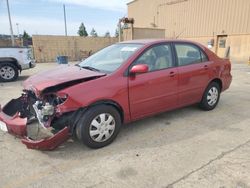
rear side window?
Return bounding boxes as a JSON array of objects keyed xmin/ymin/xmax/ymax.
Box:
[{"xmin": 174, "ymin": 43, "xmax": 208, "ymax": 66}]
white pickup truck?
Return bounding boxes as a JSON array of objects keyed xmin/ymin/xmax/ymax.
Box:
[{"xmin": 0, "ymin": 47, "xmax": 36, "ymax": 82}]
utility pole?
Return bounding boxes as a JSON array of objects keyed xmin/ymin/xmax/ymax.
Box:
[
  {"xmin": 63, "ymin": 4, "xmax": 67, "ymax": 36},
  {"xmin": 16, "ymin": 23, "xmax": 19, "ymax": 37},
  {"xmin": 6, "ymin": 0, "xmax": 15, "ymax": 46}
]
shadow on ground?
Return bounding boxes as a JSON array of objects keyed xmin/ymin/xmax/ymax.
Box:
[{"xmin": 42, "ymin": 91, "xmax": 249, "ymax": 161}]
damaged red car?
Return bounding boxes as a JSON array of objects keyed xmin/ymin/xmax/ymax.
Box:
[{"xmin": 0, "ymin": 39, "xmax": 232, "ymax": 150}]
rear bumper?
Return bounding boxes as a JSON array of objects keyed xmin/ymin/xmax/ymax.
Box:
[
  {"xmin": 0, "ymin": 104, "xmax": 70, "ymax": 150},
  {"xmin": 20, "ymin": 60, "xmax": 36, "ymax": 70},
  {"xmin": 29, "ymin": 60, "xmax": 36, "ymax": 68},
  {"xmin": 222, "ymin": 74, "xmax": 232, "ymax": 92}
]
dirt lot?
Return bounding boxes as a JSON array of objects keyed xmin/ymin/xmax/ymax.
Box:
[{"xmin": 0, "ymin": 62, "xmax": 250, "ymax": 188}]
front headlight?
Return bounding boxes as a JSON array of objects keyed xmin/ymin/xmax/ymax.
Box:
[{"xmin": 55, "ymin": 92, "xmax": 68, "ymax": 105}]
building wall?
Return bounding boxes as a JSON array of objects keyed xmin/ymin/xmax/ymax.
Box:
[
  {"xmin": 123, "ymin": 27, "xmax": 165, "ymax": 41},
  {"xmin": 128, "ymin": 0, "xmax": 250, "ymax": 62},
  {"xmin": 128, "ymin": 0, "xmax": 250, "ymax": 38},
  {"xmin": 32, "ymin": 35, "xmax": 118, "ymax": 63},
  {"xmin": 0, "ymin": 39, "xmax": 23, "ymax": 47}
]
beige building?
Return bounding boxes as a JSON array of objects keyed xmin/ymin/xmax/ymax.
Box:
[{"xmin": 127, "ymin": 0, "xmax": 250, "ymax": 62}]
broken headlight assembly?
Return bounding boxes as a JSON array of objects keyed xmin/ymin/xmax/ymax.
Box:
[
  {"xmin": 0, "ymin": 90, "xmax": 72, "ymax": 150},
  {"xmin": 31, "ymin": 92, "xmax": 69, "ymax": 127},
  {"xmin": 45, "ymin": 92, "xmax": 68, "ymax": 106},
  {"xmin": 55, "ymin": 92, "xmax": 68, "ymax": 105}
]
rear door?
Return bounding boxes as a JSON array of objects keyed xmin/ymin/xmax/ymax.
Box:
[
  {"xmin": 128, "ymin": 43, "xmax": 178, "ymax": 120},
  {"xmin": 174, "ymin": 43, "xmax": 212, "ymax": 106}
]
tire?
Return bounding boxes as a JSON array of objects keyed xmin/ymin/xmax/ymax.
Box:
[
  {"xmin": 76, "ymin": 105, "xmax": 121, "ymax": 149},
  {"xmin": 0, "ymin": 62, "xmax": 19, "ymax": 82},
  {"xmin": 199, "ymin": 82, "xmax": 221, "ymax": 111}
]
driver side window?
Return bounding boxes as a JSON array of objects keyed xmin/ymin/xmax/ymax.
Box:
[{"xmin": 134, "ymin": 44, "xmax": 174, "ymax": 72}]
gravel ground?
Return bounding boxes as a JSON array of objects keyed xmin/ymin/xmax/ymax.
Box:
[{"xmin": 0, "ymin": 62, "xmax": 250, "ymax": 188}]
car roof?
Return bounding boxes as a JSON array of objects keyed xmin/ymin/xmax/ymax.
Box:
[{"xmin": 120, "ymin": 39, "xmax": 206, "ymax": 49}]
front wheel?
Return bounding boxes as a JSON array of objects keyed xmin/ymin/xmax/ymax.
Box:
[
  {"xmin": 0, "ymin": 62, "xmax": 19, "ymax": 82},
  {"xmin": 76, "ymin": 105, "xmax": 121, "ymax": 149},
  {"xmin": 199, "ymin": 82, "xmax": 221, "ymax": 111}
]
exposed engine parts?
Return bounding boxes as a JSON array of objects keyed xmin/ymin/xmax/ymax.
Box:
[
  {"xmin": 1, "ymin": 89, "xmax": 71, "ymax": 140},
  {"xmin": 33, "ymin": 101, "xmax": 55, "ymax": 128}
]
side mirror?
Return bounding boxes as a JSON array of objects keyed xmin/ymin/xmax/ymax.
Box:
[{"xmin": 130, "ymin": 64, "xmax": 149, "ymax": 75}]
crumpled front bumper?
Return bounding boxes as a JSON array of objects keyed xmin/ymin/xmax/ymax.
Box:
[
  {"xmin": 22, "ymin": 127, "xmax": 70, "ymax": 150},
  {"xmin": 0, "ymin": 104, "xmax": 70, "ymax": 151},
  {"xmin": 0, "ymin": 111, "xmax": 27, "ymax": 136}
]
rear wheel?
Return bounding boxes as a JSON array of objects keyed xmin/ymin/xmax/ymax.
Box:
[
  {"xmin": 76, "ymin": 105, "xmax": 121, "ymax": 149},
  {"xmin": 0, "ymin": 62, "xmax": 19, "ymax": 82},
  {"xmin": 199, "ymin": 82, "xmax": 221, "ymax": 111}
]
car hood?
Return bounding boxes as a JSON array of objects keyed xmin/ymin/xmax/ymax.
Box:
[{"xmin": 23, "ymin": 65, "xmax": 106, "ymax": 94}]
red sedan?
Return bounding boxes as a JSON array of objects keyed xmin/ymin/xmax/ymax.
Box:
[{"xmin": 0, "ymin": 39, "xmax": 232, "ymax": 150}]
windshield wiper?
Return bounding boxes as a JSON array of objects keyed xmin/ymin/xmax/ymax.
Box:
[{"xmin": 81, "ymin": 66, "xmax": 100, "ymax": 72}]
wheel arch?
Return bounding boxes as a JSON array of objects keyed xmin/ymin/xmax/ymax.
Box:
[
  {"xmin": 0, "ymin": 57, "xmax": 21, "ymax": 70},
  {"xmin": 201, "ymin": 78, "xmax": 223, "ymax": 101},
  {"xmin": 209, "ymin": 78, "xmax": 222, "ymax": 91},
  {"xmin": 89, "ymin": 99, "xmax": 124, "ymax": 123}
]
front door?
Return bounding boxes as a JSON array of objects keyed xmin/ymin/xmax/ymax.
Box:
[{"xmin": 128, "ymin": 43, "xmax": 178, "ymax": 120}]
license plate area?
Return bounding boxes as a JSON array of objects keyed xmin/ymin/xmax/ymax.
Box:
[{"xmin": 0, "ymin": 121, "xmax": 8, "ymax": 132}]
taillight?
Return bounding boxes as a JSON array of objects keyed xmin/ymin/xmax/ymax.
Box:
[{"xmin": 226, "ymin": 60, "xmax": 231, "ymax": 72}]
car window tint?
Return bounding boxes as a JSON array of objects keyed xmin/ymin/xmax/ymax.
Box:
[
  {"xmin": 134, "ymin": 44, "xmax": 174, "ymax": 72},
  {"xmin": 175, "ymin": 44, "xmax": 207, "ymax": 66}
]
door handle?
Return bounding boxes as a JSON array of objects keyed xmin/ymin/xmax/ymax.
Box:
[
  {"xmin": 204, "ymin": 65, "xmax": 208, "ymax": 70},
  {"xmin": 169, "ymin": 71, "xmax": 175, "ymax": 77}
]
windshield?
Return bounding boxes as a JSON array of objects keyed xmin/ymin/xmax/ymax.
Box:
[{"xmin": 78, "ymin": 43, "xmax": 143, "ymax": 73}]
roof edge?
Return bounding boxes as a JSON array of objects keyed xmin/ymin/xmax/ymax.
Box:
[{"xmin": 127, "ymin": 0, "xmax": 138, "ymax": 6}]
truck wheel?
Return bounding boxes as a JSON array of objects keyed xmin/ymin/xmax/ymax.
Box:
[
  {"xmin": 0, "ymin": 62, "xmax": 19, "ymax": 82},
  {"xmin": 199, "ymin": 82, "xmax": 221, "ymax": 111},
  {"xmin": 76, "ymin": 105, "xmax": 121, "ymax": 149}
]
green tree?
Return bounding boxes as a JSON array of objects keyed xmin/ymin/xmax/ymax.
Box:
[
  {"xmin": 78, "ymin": 22, "xmax": 88, "ymax": 37},
  {"xmin": 90, "ymin": 28, "xmax": 98, "ymax": 37},
  {"xmin": 22, "ymin": 30, "xmax": 31, "ymax": 40},
  {"xmin": 104, "ymin": 31, "xmax": 111, "ymax": 37}
]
